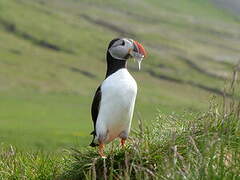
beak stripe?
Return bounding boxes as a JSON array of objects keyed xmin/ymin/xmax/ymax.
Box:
[{"xmin": 134, "ymin": 41, "xmax": 147, "ymax": 57}]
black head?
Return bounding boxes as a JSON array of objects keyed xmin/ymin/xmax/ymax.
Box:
[
  {"xmin": 107, "ymin": 38, "xmax": 134, "ymax": 61},
  {"xmin": 107, "ymin": 38, "xmax": 121, "ymax": 50}
]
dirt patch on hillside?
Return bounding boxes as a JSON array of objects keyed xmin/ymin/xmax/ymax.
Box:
[
  {"xmin": 0, "ymin": 18, "xmax": 73, "ymax": 53},
  {"xmin": 146, "ymin": 69, "xmax": 238, "ymax": 99},
  {"xmin": 80, "ymin": 14, "xmax": 135, "ymax": 38}
]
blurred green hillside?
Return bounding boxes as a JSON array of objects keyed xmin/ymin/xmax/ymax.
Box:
[{"xmin": 0, "ymin": 0, "xmax": 239, "ymax": 151}]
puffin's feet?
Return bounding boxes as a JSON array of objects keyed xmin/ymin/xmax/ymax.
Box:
[
  {"xmin": 99, "ymin": 143, "xmax": 106, "ymax": 158},
  {"xmin": 120, "ymin": 138, "xmax": 126, "ymax": 148}
]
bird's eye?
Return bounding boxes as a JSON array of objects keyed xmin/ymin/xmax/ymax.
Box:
[{"xmin": 121, "ymin": 40, "xmax": 125, "ymax": 46}]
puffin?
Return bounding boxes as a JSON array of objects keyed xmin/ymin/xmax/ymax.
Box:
[{"xmin": 90, "ymin": 38, "xmax": 146, "ymax": 157}]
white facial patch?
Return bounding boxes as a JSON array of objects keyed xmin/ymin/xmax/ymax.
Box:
[{"xmin": 108, "ymin": 39, "xmax": 133, "ymax": 60}]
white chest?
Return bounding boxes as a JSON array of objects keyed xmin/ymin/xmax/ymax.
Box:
[
  {"xmin": 96, "ymin": 69, "xmax": 138, "ymax": 142},
  {"xmin": 101, "ymin": 69, "xmax": 137, "ymax": 102}
]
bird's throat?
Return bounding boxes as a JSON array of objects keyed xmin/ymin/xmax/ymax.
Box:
[{"xmin": 105, "ymin": 53, "xmax": 127, "ymax": 78}]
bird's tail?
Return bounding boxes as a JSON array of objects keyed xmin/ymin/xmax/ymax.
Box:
[
  {"xmin": 89, "ymin": 142, "xmax": 98, "ymax": 147},
  {"xmin": 89, "ymin": 131, "xmax": 99, "ymax": 147}
]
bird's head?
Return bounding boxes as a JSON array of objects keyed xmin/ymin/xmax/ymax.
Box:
[{"xmin": 107, "ymin": 38, "xmax": 147, "ymax": 70}]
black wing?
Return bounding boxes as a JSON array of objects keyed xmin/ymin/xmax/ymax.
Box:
[{"xmin": 90, "ymin": 86, "xmax": 101, "ymax": 147}]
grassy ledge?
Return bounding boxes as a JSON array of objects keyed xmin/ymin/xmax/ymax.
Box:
[
  {"xmin": 1, "ymin": 100, "xmax": 240, "ymax": 180},
  {"xmin": 61, "ymin": 97, "xmax": 240, "ymax": 180}
]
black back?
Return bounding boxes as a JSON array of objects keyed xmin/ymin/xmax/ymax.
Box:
[{"xmin": 90, "ymin": 86, "xmax": 101, "ymax": 147}]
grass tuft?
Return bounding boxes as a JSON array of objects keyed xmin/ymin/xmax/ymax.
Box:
[
  {"xmin": 0, "ymin": 145, "xmax": 63, "ymax": 180},
  {"xmin": 61, "ymin": 88, "xmax": 240, "ymax": 179}
]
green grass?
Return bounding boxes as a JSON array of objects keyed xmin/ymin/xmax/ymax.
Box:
[
  {"xmin": 0, "ymin": 91, "xmax": 91, "ymax": 151},
  {"xmin": 0, "ymin": 0, "xmax": 240, "ymax": 151},
  {"xmin": 1, "ymin": 0, "xmax": 240, "ymax": 178},
  {"xmin": 60, "ymin": 85, "xmax": 240, "ymax": 180},
  {"xmin": 1, "ymin": 85, "xmax": 239, "ymax": 179},
  {"xmin": 0, "ymin": 145, "xmax": 63, "ymax": 180}
]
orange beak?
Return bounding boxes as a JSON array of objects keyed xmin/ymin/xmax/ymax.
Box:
[
  {"xmin": 133, "ymin": 41, "xmax": 147, "ymax": 57},
  {"xmin": 131, "ymin": 40, "xmax": 146, "ymax": 70}
]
